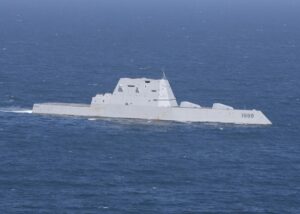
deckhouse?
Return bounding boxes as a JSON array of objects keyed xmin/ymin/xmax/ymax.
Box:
[{"xmin": 91, "ymin": 75, "xmax": 178, "ymax": 107}]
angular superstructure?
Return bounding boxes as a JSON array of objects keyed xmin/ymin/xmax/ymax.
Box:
[
  {"xmin": 91, "ymin": 77, "xmax": 178, "ymax": 108},
  {"xmin": 32, "ymin": 76, "xmax": 272, "ymax": 125}
]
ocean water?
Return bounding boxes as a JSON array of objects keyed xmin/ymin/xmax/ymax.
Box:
[{"xmin": 0, "ymin": 0, "xmax": 300, "ymax": 213}]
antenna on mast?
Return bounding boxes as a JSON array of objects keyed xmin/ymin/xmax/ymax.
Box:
[{"xmin": 161, "ymin": 67, "xmax": 167, "ymax": 80}]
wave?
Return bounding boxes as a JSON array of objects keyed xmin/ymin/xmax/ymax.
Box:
[{"xmin": 0, "ymin": 107, "xmax": 32, "ymax": 114}]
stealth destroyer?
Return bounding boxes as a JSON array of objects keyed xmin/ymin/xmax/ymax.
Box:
[{"xmin": 32, "ymin": 75, "xmax": 272, "ymax": 125}]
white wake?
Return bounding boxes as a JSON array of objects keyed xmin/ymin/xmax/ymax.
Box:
[{"xmin": 0, "ymin": 107, "xmax": 32, "ymax": 114}]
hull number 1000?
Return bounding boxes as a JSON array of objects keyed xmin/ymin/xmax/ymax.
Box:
[{"xmin": 242, "ymin": 113, "xmax": 254, "ymax": 118}]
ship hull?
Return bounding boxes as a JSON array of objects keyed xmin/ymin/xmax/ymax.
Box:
[{"xmin": 32, "ymin": 103, "xmax": 272, "ymax": 125}]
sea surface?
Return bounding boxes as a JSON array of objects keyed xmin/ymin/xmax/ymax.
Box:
[{"xmin": 0, "ymin": 0, "xmax": 300, "ymax": 213}]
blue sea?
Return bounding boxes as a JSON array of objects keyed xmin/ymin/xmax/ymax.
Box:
[{"xmin": 0, "ymin": 0, "xmax": 300, "ymax": 213}]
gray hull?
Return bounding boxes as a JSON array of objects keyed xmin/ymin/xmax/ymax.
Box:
[{"xmin": 32, "ymin": 103, "xmax": 272, "ymax": 125}]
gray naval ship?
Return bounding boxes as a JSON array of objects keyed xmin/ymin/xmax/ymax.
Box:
[{"xmin": 32, "ymin": 75, "xmax": 272, "ymax": 125}]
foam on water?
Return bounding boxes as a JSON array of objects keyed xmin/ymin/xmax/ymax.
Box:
[{"xmin": 0, "ymin": 107, "xmax": 32, "ymax": 114}]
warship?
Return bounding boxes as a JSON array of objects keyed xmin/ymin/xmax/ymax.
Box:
[{"xmin": 32, "ymin": 74, "xmax": 272, "ymax": 125}]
